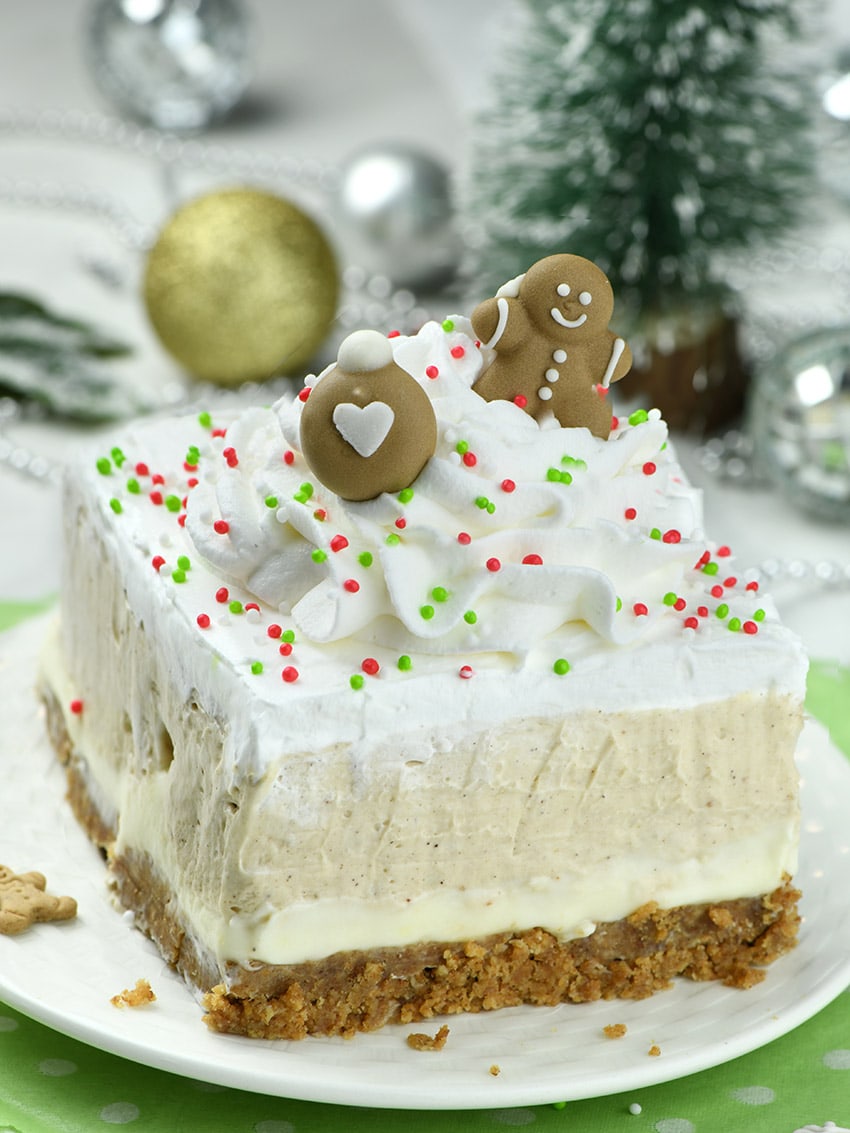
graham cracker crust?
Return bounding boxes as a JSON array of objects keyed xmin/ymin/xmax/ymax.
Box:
[{"xmin": 41, "ymin": 685, "xmax": 801, "ymax": 1041}]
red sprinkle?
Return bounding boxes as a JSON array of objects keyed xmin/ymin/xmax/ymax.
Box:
[
  {"xmin": 135, "ymin": 462, "xmax": 150, "ymax": 477},
  {"xmin": 279, "ymin": 642, "xmax": 293, "ymax": 656},
  {"xmin": 462, "ymin": 451, "xmax": 477, "ymax": 467},
  {"xmin": 343, "ymin": 578, "xmax": 360, "ymax": 593},
  {"xmin": 611, "ymin": 416, "xmax": 619, "ymax": 430},
  {"xmin": 298, "ymin": 387, "xmax": 311, "ymax": 402},
  {"xmin": 245, "ymin": 602, "xmax": 260, "ymax": 613},
  {"xmin": 149, "ymin": 490, "xmax": 163, "ymax": 506},
  {"xmin": 674, "ymin": 597, "xmax": 687, "ymax": 611},
  {"xmin": 663, "ymin": 529, "xmax": 681, "ymax": 544},
  {"xmin": 395, "ymin": 517, "xmax": 407, "ymax": 530},
  {"xmin": 70, "ymin": 699, "xmax": 84, "ymax": 715},
  {"xmin": 267, "ymin": 624, "xmax": 283, "ymax": 639},
  {"xmin": 212, "ymin": 427, "xmax": 227, "ymax": 438},
  {"xmin": 361, "ymin": 657, "xmax": 380, "ymax": 675},
  {"xmin": 178, "ymin": 514, "xmax": 187, "ymax": 527},
  {"xmin": 457, "ymin": 532, "xmax": 471, "ymax": 545},
  {"xmin": 633, "ymin": 602, "xmax": 648, "ymax": 616},
  {"xmin": 281, "ymin": 666, "xmax": 299, "ymax": 683},
  {"xmin": 642, "ymin": 461, "xmax": 657, "ymax": 476},
  {"xmin": 486, "ymin": 557, "xmax": 501, "ymax": 572},
  {"xmin": 187, "ymin": 477, "xmax": 199, "ymax": 488},
  {"xmin": 151, "ymin": 473, "xmax": 165, "ymax": 486},
  {"xmin": 222, "ymin": 447, "xmax": 238, "ymax": 468},
  {"xmin": 387, "ymin": 329, "xmax": 401, "ymax": 338},
  {"xmin": 501, "ymin": 479, "xmax": 516, "ymax": 493},
  {"xmin": 624, "ymin": 507, "xmax": 637, "ymax": 520},
  {"xmin": 215, "ymin": 587, "xmax": 229, "ymax": 604},
  {"xmin": 459, "ymin": 665, "xmax": 474, "ymax": 679},
  {"xmin": 313, "ymin": 508, "xmax": 327, "ymax": 522},
  {"xmin": 746, "ymin": 580, "xmax": 759, "ymax": 592},
  {"xmin": 723, "ymin": 577, "xmax": 737, "ymax": 589},
  {"xmin": 197, "ymin": 613, "xmax": 211, "ymax": 629},
  {"xmin": 513, "ymin": 394, "xmax": 528, "ymax": 409},
  {"xmin": 717, "ymin": 545, "xmax": 732, "ymax": 557},
  {"xmin": 697, "ymin": 606, "xmax": 709, "ymax": 618},
  {"xmin": 743, "ymin": 620, "xmax": 759, "ymax": 635},
  {"xmin": 152, "ymin": 555, "xmax": 166, "ymax": 572},
  {"xmin": 711, "ymin": 584, "xmax": 724, "ymax": 598},
  {"xmin": 522, "ymin": 554, "xmax": 543, "ymax": 565},
  {"xmin": 213, "ymin": 519, "xmax": 230, "ymax": 535},
  {"xmin": 696, "ymin": 550, "xmax": 711, "ymax": 567},
  {"xmin": 450, "ymin": 345, "xmax": 466, "ymax": 359},
  {"xmin": 283, "ymin": 450, "xmax": 295, "ymax": 465},
  {"xmin": 330, "ymin": 534, "xmax": 349, "ymax": 552},
  {"xmin": 683, "ymin": 616, "xmax": 699, "ymax": 630},
  {"xmin": 425, "ymin": 365, "xmax": 439, "ymax": 380},
  {"xmin": 184, "ymin": 461, "xmax": 197, "ymax": 472}
]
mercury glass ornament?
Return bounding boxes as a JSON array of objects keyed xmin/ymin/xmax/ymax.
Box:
[
  {"xmin": 750, "ymin": 327, "xmax": 850, "ymax": 520},
  {"xmin": 333, "ymin": 143, "xmax": 457, "ymax": 289},
  {"xmin": 85, "ymin": 0, "xmax": 252, "ymax": 132}
]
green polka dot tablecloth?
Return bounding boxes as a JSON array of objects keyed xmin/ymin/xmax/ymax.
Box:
[{"xmin": 2, "ymin": 603, "xmax": 849, "ymax": 1133}]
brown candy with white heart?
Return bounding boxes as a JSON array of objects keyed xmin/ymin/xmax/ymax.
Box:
[{"xmin": 299, "ymin": 330, "xmax": 438, "ymax": 502}]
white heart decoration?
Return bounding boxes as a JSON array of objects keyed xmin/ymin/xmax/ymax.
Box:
[{"xmin": 332, "ymin": 401, "xmax": 395, "ymax": 458}]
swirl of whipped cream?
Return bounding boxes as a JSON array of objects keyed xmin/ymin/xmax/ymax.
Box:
[{"xmin": 186, "ymin": 318, "xmax": 705, "ymax": 655}]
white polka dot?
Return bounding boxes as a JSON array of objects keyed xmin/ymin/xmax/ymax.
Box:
[
  {"xmin": 655, "ymin": 1121, "xmax": 696, "ymax": 1133},
  {"xmin": 39, "ymin": 1058, "xmax": 78, "ymax": 1077},
  {"xmin": 491, "ymin": 1109, "xmax": 537, "ymax": 1126},
  {"xmin": 0, "ymin": 1016, "xmax": 19, "ymax": 1032},
  {"xmin": 254, "ymin": 1122, "xmax": 294, "ymax": 1133},
  {"xmin": 730, "ymin": 1085, "xmax": 775, "ymax": 1105},
  {"xmin": 99, "ymin": 1102, "xmax": 140, "ymax": 1124},
  {"xmin": 553, "ymin": 349, "xmax": 567, "ymax": 363},
  {"xmin": 823, "ymin": 1048, "xmax": 850, "ymax": 1069},
  {"xmin": 538, "ymin": 387, "xmax": 553, "ymax": 401}
]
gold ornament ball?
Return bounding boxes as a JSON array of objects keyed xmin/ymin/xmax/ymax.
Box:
[{"xmin": 143, "ymin": 188, "xmax": 339, "ymax": 385}]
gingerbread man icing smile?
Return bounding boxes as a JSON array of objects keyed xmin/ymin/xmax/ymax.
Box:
[{"xmin": 472, "ymin": 254, "xmax": 632, "ymax": 439}]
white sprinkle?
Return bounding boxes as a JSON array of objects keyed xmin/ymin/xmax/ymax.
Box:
[{"xmin": 628, "ymin": 1102, "xmax": 642, "ymax": 1115}]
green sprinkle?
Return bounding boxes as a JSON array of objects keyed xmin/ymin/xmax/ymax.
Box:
[
  {"xmin": 432, "ymin": 586, "xmax": 449, "ymax": 603},
  {"xmin": 561, "ymin": 455, "xmax": 587, "ymax": 471},
  {"xmin": 551, "ymin": 1102, "xmax": 568, "ymax": 1111},
  {"xmin": 294, "ymin": 482, "xmax": 314, "ymax": 504},
  {"xmin": 110, "ymin": 446, "xmax": 126, "ymax": 467},
  {"xmin": 663, "ymin": 592, "xmax": 677, "ymax": 606},
  {"xmin": 250, "ymin": 661, "xmax": 263, "ymax": 675},
  {"xmin": 420, "ymin": 604, "xmax": 435, "ymax": 621},
  {"xmin": 126, "ymin": 478, "xmax": 140, "ymax": 494},
  {"xmin": 109, "ymin": 497, "xmax": 123, "ymax": 514},
  {"xmin": 385, "ymin": 533, "xmax": 401, "ymax": 546},
  {"xmin": 628, "ymin": 408, "xmax": 649, "ymax": 426},
  {"xmin": 177, "ymin": 554, "xmax": 191, "ymax": 571},
  {"xmin": 264, "ymin": 495, "xmax": 279, "ymax": 509},
  {"xmin": 616, "ymin": 596, "xmax": 623, "ymax": 612},
  {"xmin": 165, "ymin": 494, "xmax": 182, "ymax": 513},
  {"xmin": 350, "ymin": 673, "xmax": 365, "ymax": 690},
  {"xmin": 229, "ymin": 600, "xmax": 243, "ymax": 615},
  {"xmin": 546, "ymin": 467, "xmax": 562, "ymax": 482},
  {"xmin": 486, "ymin": 501, "xmax": 496, "ymax": 514},
  {"xmin": 312, "ymin": 548, "xmax": 328, "ymax": 563},
  {"xmin": 553, "ymin": 658, "xmax": 571, "ymax": 676},
  {"xmin": 715, "ymin": 603, "xmax": 729, "ymax": 619},
  {"xmin": 198, "ymin": 411, "xmax": 212, "ymax": 428},
  {"xmin": 456, "ymin": 440, "xmax": 469, "ymax": 455},
  {"xmin": 753, "ymin": 608, "xmax": 766, "ymax": 622},
  {"xmin": 171, "ymin": 568, "xmax": 186, "ymax": 584},
  {"xmin": 475, "ymin": 495, "xmax": 490, "ymax": 510},
  {"xmin": 728, "ymin": 617, "xmax": 742, "ymax": 632},
  {"xmin": 281, "ymin": 630, "xmax": 296, "ymax": 644},
  {"xmin": 441, "ymin": 318, "xmax": 455, "ymax": 332},
  {"xmin": 398, "ymin": 488, "xmax": 414, "ymax": 504},
  {"xmin": 650, "ymin": 527, "xmax": 662, "ymax": 540},
  {"xmin": 702, "ymin": 561, "xmax": 720, "ymax": 576},
  {"xmin": 96, "ymin": 457, "xmax": 112, "ymax": 475},
  {"xmin": 463, "ymin": 610, "xmax": 477, "ymax": 624},
  {"xmin": 358, "ymin": 552, "xmax": 373, "ymax": 567},
  {"xmin": 397, "ymin": 654, "xmax": 412, "ymax": 671}
]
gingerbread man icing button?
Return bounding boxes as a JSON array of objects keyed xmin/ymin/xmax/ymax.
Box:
[
  {"xmin": 300, "ymin": 330, "xmax": 437, "ymax": 501},
  {"xmin": 471, "ymin": 254, "xmax": 632, "ymax": 438}
]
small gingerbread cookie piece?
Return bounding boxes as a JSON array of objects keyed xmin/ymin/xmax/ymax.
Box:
[
  {"xmin": 0, "ymin": 864, "xmax": 77, "ymax": 935},
  {"xmin": 111, "ymin": 978, "xmax": 157, "ymax": 1009},
  {"xmin": 300, "ymin": 330, "xmax": 437, "ymax": 501},
  {"xmin": 472, "ymin": 254, "xmax": 632, "ymax": 438}
]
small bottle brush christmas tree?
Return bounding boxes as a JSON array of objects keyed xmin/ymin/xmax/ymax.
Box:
[{"xmin": 462, "ymin": 0, "xmax": 813, "ymax": 432}]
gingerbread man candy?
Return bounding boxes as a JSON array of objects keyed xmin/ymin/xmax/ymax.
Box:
[
  {"xmin": 0, "ymin": 865, "xmax": 77, "ymax": 935},
  {"xmin": 471, "ymin": 254, "xmax": 632, "ymax": 438},
  {"xmin": 300, "ymin": 330, "xmax": 437, "ymax": 501}
]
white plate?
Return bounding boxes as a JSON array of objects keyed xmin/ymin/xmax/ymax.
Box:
[{"xmin": 2, "ymin": 615, "xmax": 850, "ymax": 1111}]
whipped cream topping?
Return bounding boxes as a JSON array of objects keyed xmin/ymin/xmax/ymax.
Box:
[{"xmin": 186, "ymin": 317, "xmax": 705, "ymax": 656}]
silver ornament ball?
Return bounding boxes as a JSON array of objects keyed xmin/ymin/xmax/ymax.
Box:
[
  {"xmin": 333, "ymin": 143, "xmax": 457, "ymax": 289},
  {"xmin": 85, "ymin": 0, "xmax": 252, "ymax": 132},
  {"xmin": 750, "ymin": 326, "xmax": 850, "ymax": 520}
]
